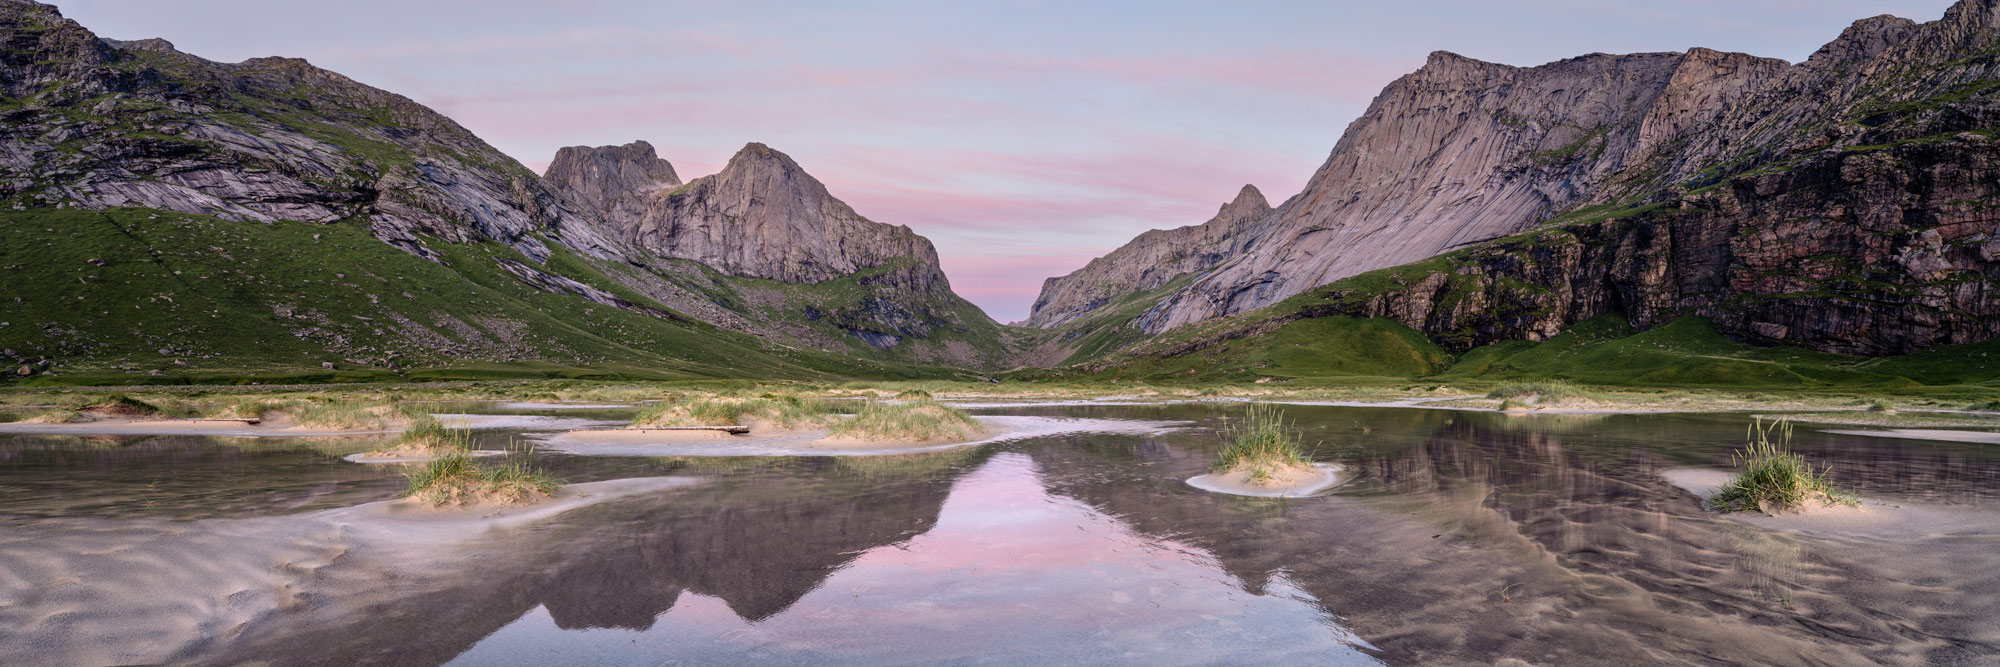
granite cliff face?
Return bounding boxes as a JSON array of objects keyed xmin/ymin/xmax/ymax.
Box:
[
  {"xmin": 544, "ymin": 141, "xmax": 1014, "ymax": 368},
  {"xmin": 1023, "ymin": 185, "xmax": 1268, "ymax": 329},
  {"xmin": 615, "ymin": 142, "xmax": 949, "ymax": 287},
  {"xmin": 1040, "ymin": 0, "xmax": 2000, "ymax": 357},
  {"xmin": 0, "ymin": 0, "xmax": 618, "ymax": 263},
  {"xmin": 541, "ymin": 140, "xmax": 679, "ymax": 230}
]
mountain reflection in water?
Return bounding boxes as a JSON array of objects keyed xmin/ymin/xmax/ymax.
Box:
[{"xmin": 2, "ymin": 403, "xmax": 1997, "ymax": 666}]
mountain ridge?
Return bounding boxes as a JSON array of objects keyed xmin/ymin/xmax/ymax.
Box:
[{"xmin": 1029, "ymin": 0, "xmax": 2000, "ymax": 362}]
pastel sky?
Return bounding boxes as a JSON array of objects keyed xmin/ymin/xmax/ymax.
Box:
[{"xmin": 63, "ymin": 0, "xmax": 1957, "ymax": 322}]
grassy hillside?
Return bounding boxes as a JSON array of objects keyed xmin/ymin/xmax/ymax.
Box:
[
  {"xmin": 1033, "ymin": 304, "xmax": 2000, "ymax": 393},
  {"xmin": 1016, "ymin": 316, "xmax": 1448, "ymax": 384},
  {"xmin": 0, "ymin": 207, "xmax": 972, "ymax": 385},
  {"xmin": 1440, "ymin": 315, "xmax": 2000, "ymax": 389}
]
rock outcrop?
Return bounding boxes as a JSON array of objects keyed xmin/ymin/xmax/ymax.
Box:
[
  {"xmin": 0, "ymin": 0, "xmax": 619, "ymax": 263},
  {"xmin": 1044, "ymin": 0, "xmax": 2000, "ymax": 357},
  {"xmin": 545, "ymin": 140, "xmax": 1014, "ymax": 367},
  {"xmin": 1024, "ymin": 185, "xmax": 1269, "ymax": 328},
  {"xmin": 542, "ymin": 140, "xmax": 679, "ymax": 229},
  {"xmin": 615, "ymin": 142, "xmax": 949, "ymax": 286}
]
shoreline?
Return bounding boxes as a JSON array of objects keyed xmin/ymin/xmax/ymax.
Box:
[
  {"xmin": 539, "ymin": 415, "xmax": 1187, "ymax": 457},
  {"xmin": 1186, "ymin": 464, "xmax": 1344, "ymax": 498}
]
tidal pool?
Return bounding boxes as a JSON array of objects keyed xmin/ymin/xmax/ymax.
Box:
[{"xmin": 1, "ymin": 402, "xmax": 1997, "ymax": 665}]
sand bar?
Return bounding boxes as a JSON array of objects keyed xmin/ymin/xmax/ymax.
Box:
[
  {"xmin": 541, "ymin": 415, "xmax": 1186, "ymax": 457},
  {"xmin": 1187, "ymin": 464, "xmax": 1344, "ymax": 498}
]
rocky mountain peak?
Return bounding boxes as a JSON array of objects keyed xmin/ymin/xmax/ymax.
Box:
[
  {"xmin": 613, "ymin": 142, "xmax": 947, "ymax": 286},
  {"xmin": 1943, "ymin": 0, "xmax": 2000, "ymax": 27},
  {"xmin": 1807, "ymin": 15, "xmax": 1919, "ymax": 64},
  {"xmin": 710, "ymin": 142, "xmax": 829, "ymax": 197},
  {"xmin": 1021, "ymin": 185, "xmax": 1279, "ymax": 329},
  {"xmin": 1215, "ymin": 185, "xmax": 1270, "ymax": 223},
  {"xmin": 543, "ymin": 140, "xmax": 680, "ymax": 227}
]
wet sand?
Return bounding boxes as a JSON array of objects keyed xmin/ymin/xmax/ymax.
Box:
[
  {"xmin": 343, "ymin": 449, "xmax": 508, "ymax": 464},
  {"xmin": 1186, "ymin": 463, "xmax": 1343, "ymax": 497},
  {"xmin": 1661, "ymin": 467, "xmax": 2000, "ymax": 538},
  {"xmin": 1819, "ymin": 428, "xmax": 2000, "ymax": 445},
  {"xmin": 0, "ymin": 476, "xmax": 700, "ymax": 666},
  {"xmin": 494, "ymin": 402, "xmax": 632, "ymax": 410},
  {"xmin": 541, "ymin": 415, "xmax": 1186, "ymax": 457},
  {"xmin": 0, "ymin": 416, "xmax": 397, "ymax": 437}
]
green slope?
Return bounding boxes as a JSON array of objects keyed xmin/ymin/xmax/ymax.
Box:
[
  {"xmin": 1017, "ymin": 316, "xmax": 1448, "ymax": 383},
  {"xmin": 0, "ymin": 207, "xmax": 970, "ymax": 385},
  {"xmin": 1440, "ymin": 315, "xmax": 2000, "ymax": 389}
]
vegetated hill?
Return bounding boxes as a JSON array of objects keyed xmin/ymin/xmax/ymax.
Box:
[
  {"xmin": 0, "ymin": 207, "xmax": 964, "ymax": 385},
  {"xmin": 0, "ymin": 0, "xmax": 1010, "ymax": 382},
  {"xmin": 1030, "ymin": 0, "xmax": 2000, "ymax": 366},
  {"xmin": 542, "ymin": 141, "xmax": 1022, "ymax": 370}
]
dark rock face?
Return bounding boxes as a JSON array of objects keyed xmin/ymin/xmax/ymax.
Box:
[
  {"xmin": 0, "ymin": 1, "xmax": 619, "ymax": 262},
  {"xmin": 1303, "ymin": 140, "xmax": 2000, "ymax": 356},
  {"xmin": 1053, "ymin": 0, "xmax": 2000, "ymax": 356}
]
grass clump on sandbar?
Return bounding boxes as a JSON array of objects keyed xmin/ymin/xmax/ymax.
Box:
[
  {"xmin": 80, "ymin": 394, "xmax": 162, "ymax": 418},
  {"xmin": 293, "ymin": 399, "xmax": 415, "ymax": 430},
  {"xmin": 364, "ymin": 415, "xmax": 465, "ymax": 460},
  {"xmin": 402, "ymin": 437, "xmax": 564, "ymax": 505},
  {"xmin": 20, "ymin": 407, "xmax": 86, "ymax": 424},
  {"xmin": 827, "ymin": 400, "xmax": 984, "ymax": 443},
  {"xmin": 1211, "ymin": 404, "xmax": 1316, "ymax": 485},
  {"xmin": 630, "ymin": 395, "xmax": 834, "ymax": 430},
  {"xmin": 1486, "ymin": 380, "xmax": 1586, "ymax": 408},
  {"xmin": 1707, "ymin": 418, "xmax": 1857, "ymax": 514}
]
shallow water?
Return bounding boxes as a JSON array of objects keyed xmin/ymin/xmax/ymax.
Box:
[{"xmin": 2, "ymin": 402, "xmax": 1998, "ymax": 665}]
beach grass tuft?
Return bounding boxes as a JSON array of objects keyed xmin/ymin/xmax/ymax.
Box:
[
  {"xmin": 1212, "ymin": 404, "xmax": 1314, "ymax": 484},
  {"xmin": 828, "ymin": 400, "xmax": 982, "ymax": 442},
  {"xmin": 404, "ymin": 441, "xmax": 561, "ymax": 506},
  {"xmin": 1707, "ymin": 418, "xmax": 1857, "ymax": 513}
]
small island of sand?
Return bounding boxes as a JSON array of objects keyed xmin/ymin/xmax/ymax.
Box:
[
  {"xmin": 4, "ymin": 395, "xmax": 424, "ymax": 436},
  {"xmin": 556, "ymin": 394, "xmax": 992, "ymax": 455},
  {"xmin": 1185, "ymin": 405, "xmax": 1342, "ymax": 497}
]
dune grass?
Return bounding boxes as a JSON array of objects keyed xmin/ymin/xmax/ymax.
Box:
[
  {"xmin": 828, "ymin": 401, "xmax": 983, "ymax": 442},
  {"xmin": 1486, "ymin": 380, "xmax": 1585, "ymax": 405},
  {"xmin": 630, "ymin": 395, "xmax": 835, "ymax": 429},
  {"xmin": 403, "ymin": 447, "xmax": 562, "ymax": 506},
  {"xmin": 365, "ymin": 414, "xmax": 466, "ymax": 458},
  {"xmin": 1211, "ymin": 404, "xmax": 1314, "ymax": 484},
  {"xmin": 287, "ymin": 399, "xmax": 426, "ymax": 430},
  {"xmin": 21, "ymin": 407, "xmax": 85, "ymax": 424},
  {"xmin": 79, "ymin": 394, "xmax": 161, "ymax": 417},
  {"xmin": 1707, "ymin": 419, "xmax": 1857, "ymax": 513}
]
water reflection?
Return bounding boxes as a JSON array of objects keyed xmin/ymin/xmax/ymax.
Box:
[
  {"xmin": 0, "ymin": 404, "xmax": 1996, "ymax": 665},
  {"xmin": 447, "ymin": 453, "xmax": 1381, "ymax": 666}
]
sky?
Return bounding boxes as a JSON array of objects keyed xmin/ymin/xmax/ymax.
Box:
[{"xmin": 62, "ymin": 0, "xmax": 1960, "ymax": 323}]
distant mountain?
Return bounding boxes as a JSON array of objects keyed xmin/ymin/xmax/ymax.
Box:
[
  {"xmin": 0, "ymin": 0, "xmax": 1000, "ymax": 382},
  {"xmin": 544, "ymin": 141, "xmax": 1017, "ymax": 369},
  {"xmin": 1034, "ymin": 0, "xmax": 2000, "ymax": 359},
  {"xmin": 1025, "ymin": 185, "xmax": 1269, "ymax": 329}
]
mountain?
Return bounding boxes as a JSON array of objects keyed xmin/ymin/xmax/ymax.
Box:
[
  {"xmin": 0, "ymin": 0, "xmax": 985, "ymax": 383},
  {"xmin": 1035, "ymin": 0, "xmax": 2000, "ymax": 365},
  {"xmin": 541, "ymin": 140, "xmax": 680, "ymax": 230},
  {"xmin": 543, "ymin": 141, "xmax": 1019, "ymax": 369},
  {"xmin": 1025, "ymin": 185, "xmax": 1269, "ymax": 329}
]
